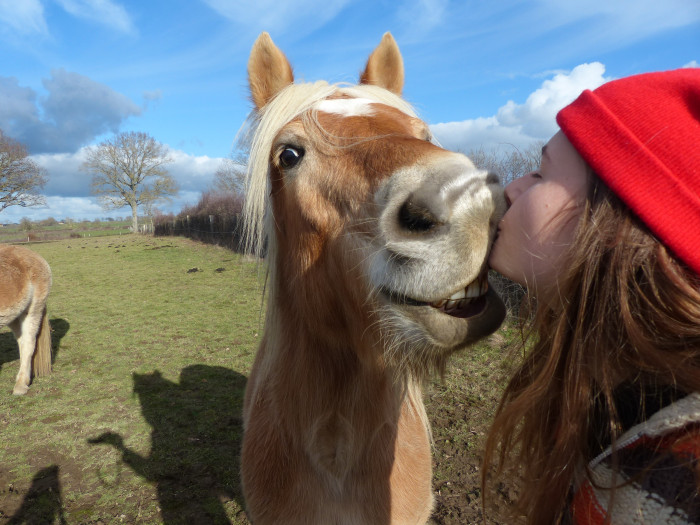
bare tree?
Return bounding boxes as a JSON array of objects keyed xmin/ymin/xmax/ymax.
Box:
[
  {"xmin": 211, "ymin": 155, "xmax": 246, "ymax": 195},
  {"xmin": 467, "ymin": 141, "xmax": 545, "ymax": 186},
  {"xmin": 20, "ymin": 217, "xmax": 33, "ymax": 233},
  {"xmin": 0, "ymin": 130, "xmax": 48, "ymax": 213},
  {"xmin": 82, "ymin": 131, "xmax": 177, "ymax": 232}
]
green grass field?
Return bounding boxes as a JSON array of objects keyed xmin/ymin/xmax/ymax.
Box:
[
  {"xmin": 0, "ymin": 235, "xmax": 515, "ymax": 524},
  {"xmin": 0, "ymin": 220, "xmax": 132, "ymax": 244}
]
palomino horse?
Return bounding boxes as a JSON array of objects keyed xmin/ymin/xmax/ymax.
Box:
[
  {"xmin": 240, "ymin": 32, "xmax": 506, "ymax": 524},
  {"xmin": 0, "ymin": 244, "xmax": 52, "ymax": 395}
]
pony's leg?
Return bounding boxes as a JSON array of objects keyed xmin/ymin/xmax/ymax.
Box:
[{"xmin": 9, "ymin": 313, "xmax": 36, "ymax": 395}]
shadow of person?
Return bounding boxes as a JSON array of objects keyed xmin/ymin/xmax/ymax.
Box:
[
  {"xmin": 0, "ymin": 318, "xmax": 70, "ymax": 374},
  {"xmin": 6, "ymin": 465, "xmax": 67, "ymax": 525},
  {"xmin": 89, "ymin": 365, "xmax": 247, "ymax": 524}
]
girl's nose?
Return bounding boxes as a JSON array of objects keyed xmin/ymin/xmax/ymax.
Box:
[
  {"xmin": 504, "ymin": 187, "xmax": 513, "ymax": 208},
  {"xmin": 503, "ymin": 172, "xmax": 535, "ymax": 208},
  {"xmin": 503, "ymin": 180, "xmax": 519, "ymax": 208}
]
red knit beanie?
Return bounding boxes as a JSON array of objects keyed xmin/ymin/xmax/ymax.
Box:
[{"xmin": 556, "ymin": 68, "xmax": 700, "ymax": 276}]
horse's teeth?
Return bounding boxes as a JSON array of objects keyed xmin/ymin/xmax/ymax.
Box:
[
  {"xmin": 465, "ymin": 281, "xmax": 481, "ymax": 298},
  {"xmin": 449, "ymin": 289, "xmax": 466, "ymax": 300},
  {"xmin": 429, "ymin": 275, "xmax": 488, "ymax": 309}
]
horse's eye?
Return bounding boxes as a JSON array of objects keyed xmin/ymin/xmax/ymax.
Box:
[{"xmin": 279, "ymin": 147, "xmax": 304, "ymax": 169}]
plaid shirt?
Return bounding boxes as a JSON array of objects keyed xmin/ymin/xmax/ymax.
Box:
[{"xmin": 570, "ymin": 393, "xmax": 700, "ymax": 524}]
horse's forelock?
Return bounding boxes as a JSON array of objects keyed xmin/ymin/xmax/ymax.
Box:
[
  {"xmin": 243, "ymin": 81, "xmax": 334, "ymax": 257},
  {"xmin": 241, "ymin": 81, "xmax": 420, "ymax": 259}
]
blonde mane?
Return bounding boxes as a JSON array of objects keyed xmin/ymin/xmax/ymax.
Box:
[{"xmin": 241, "ymin": 81, "xmax": 420, "ymax": 260}]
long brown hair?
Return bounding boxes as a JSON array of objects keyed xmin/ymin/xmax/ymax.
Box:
[{"xmin": 483, "ymin": 174, "xmax": 700, "ymax": 524}]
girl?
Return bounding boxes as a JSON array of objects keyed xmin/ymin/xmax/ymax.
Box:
[{"xmin": 485, "ymin": 68, "xmax": 700, "ymax": 524}]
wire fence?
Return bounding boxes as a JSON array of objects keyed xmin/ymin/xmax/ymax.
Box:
[{"xmin": 153, "ymin": 213, "xmax": 245, "ymax": 252}]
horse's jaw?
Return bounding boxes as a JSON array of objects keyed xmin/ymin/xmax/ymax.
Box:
[{"xmin": 375, "ymin": 286, "xmax": 505, "ymax": 370}]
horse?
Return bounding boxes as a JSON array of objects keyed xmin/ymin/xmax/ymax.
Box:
[
  {"xmin": 240, "ymin": 32, "xmax": 506, "ymax": 524},
  {"xmin": 0, "ymin": 244, "xmax": 52, "ymax": 395}
]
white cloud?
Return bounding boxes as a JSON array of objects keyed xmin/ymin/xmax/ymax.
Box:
[
  {"xmin": 0, "ymin": 0, "xmax": 47, "ymax": 35},
  {"xmin": 398, "ymin": 0, "xmax": 449, "ymax": 37},
  {"xmin": 6, "ymin": 147, "xmax": 226, "ymax": 222},
  {"xmin": 0, "ymin": 191, "xmax": 211, "ymax": 224},
  {"xmin": 426, "ymin": 1, "xmax": 700, "ymax": 70},
  {"xmin": 34, "ymin": 147, "xmax": 223, "ymax": 197},
  {"xmin": 0, "ymin": 0, "xmax": 134, "ymax": 38},
  {"xmin": 53, "ymin": 0, "xmax": 135, "ymax": 33},
  {"xmin": 34, "ymin": 149, "xmax": 89, "ymax": 196},
  {"xmin": 431, "ymin": 117, "xmax": 531, "ymax": 154},
  {"xmin": 496, "ymin": 62, "xmax": 608, "ymax": 138},
  {"xmin": 507, "ymin": 0, "xmax": 700, "ymax": 60},
  {"xmin": 0, "ymin": 195, "xmax": 106, "ymax": 223},
  {"xmin": 201, "ymin": 0, "xmax": 352, "ymax": 38},
  {"xmin": 166, "ymin": 150, "xmax": 223, "ymax": 193},
  {"xmin": 535, "ymin": 0, "xmax": 700, "ymax": 41},
  {"xmin": 431, "ymin": 62, "xmax": 610, "ymax": 153},
  {"xmin": 683, "ymin": 60, "xmax": 699, "ymax": 69}
]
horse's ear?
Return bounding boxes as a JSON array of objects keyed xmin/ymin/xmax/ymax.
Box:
[
  {"xmin": 360, "ymin": 32, "xmax": 404, "ymax": 95},
  {"xmin": 248, "ymin": 32, "xmax": 294, "ymax": 110}
]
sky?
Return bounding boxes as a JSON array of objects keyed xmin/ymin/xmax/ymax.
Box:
[{"xmin": 1, "ymin": 0, "xmax": 698, "ymax": 223}]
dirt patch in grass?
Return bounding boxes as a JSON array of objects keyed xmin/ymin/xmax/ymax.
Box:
[
  {"xmin": 427, "ymin": 394, "xmax": 519, "ymax": 524},
  {"xmin": 426, "ymin": 336, "xmax": 520, "ymax": 525},
  {"xmin": 0, "ymin": 448, "xmax": 94, "ymax": 523}
]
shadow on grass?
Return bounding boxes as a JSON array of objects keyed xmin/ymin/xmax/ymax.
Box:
[
  {"xmin": 6, "ymin": 465, "xmax": 67, "ymax": 525},
  {"xmin": 89, "ymin": 365, "xmax": 248, "ymax": 524},
  {"xmin": 49, "ymin": 318, "xmax": 70, "ymax": 365},
  {"xmin": 0, "ymin": 318, "xmax": 70, "ymax": 373}
]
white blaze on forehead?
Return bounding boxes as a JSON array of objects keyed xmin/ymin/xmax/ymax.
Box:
[{"xmin": 314, "ymin": 98, "xmax": 376, "ymax": 117}]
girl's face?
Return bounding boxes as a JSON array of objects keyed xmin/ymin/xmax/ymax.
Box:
[{"xmin": 488, "ymin": 131, "xmax": 589, "ymax": 299}]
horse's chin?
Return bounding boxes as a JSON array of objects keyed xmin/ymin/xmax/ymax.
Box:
[{"xmin": 380, "ymin": 286, "xmax": 505, "ymax": 369}]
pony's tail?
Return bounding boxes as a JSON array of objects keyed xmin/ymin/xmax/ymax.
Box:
[{"xmin": 32, "ymin": 307, "xmax": 52, "ymax": 377}]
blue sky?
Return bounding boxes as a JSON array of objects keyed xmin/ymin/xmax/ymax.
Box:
[{"xmin": 1, "ymin": 0, "xmax": 698, "ymax": 222}]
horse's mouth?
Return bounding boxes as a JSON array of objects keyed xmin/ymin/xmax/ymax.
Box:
[{"xmin": 381, "ymin": 273, "xmax": 490, "ymax": 319}]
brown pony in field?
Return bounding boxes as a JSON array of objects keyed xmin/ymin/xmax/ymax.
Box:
[
  {"xmin": 0, "ymin": 244, "xmax": 52, "ymax": 395},
  {"xmin": 240, "ymin": 32, "xmax": 506, "ymax": 524}
]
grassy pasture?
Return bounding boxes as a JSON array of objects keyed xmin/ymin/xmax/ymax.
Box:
[
  {"xmin": 0, "ymin": 220, "xmax": 132, "ymax": 244},
  {"xmin": 0, "ymin": 236, "xmax": 514, "ymax": 524}
]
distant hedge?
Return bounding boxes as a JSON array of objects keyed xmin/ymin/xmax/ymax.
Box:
[{"xmin": 153, "ymin": 191, "xmax": 246, "ymax": 252}]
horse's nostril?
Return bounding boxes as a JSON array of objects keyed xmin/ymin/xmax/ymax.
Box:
[{"xmin": 398, "ymin": 200, "xmax": 440, "ymax": 232}]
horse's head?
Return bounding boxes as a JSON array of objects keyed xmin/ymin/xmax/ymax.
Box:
[{"xmin": 243, "ymin": 33, "xmax": 505, "ymax": 373}]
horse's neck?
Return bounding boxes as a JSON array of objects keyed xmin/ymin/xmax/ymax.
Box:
[
  {"xmin": 256, "ymin": 283, "xmax": 424, "ymax": 422},
  {"xmin": 248, "ymin": 245, "xmax": 430, "ymax": 465},
  {"xmin": 262, "ymin": 301, "xmax": 396, "ymax": 397},
  {"xmin": 255, "ymin": 311, "xmax": 427, "ymax": 481}
]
